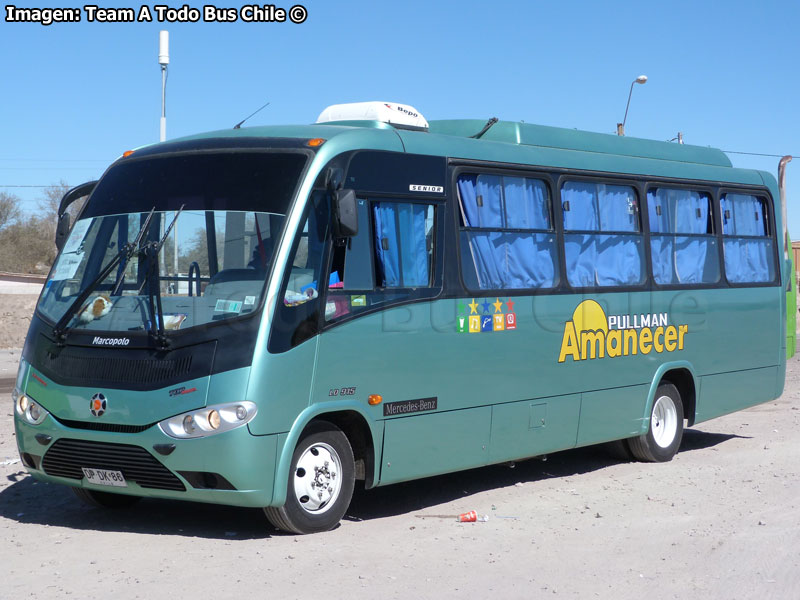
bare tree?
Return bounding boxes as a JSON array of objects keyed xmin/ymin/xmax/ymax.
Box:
[
  {"xmin": 0, "ymin": 191, "xmax": 21, "ymax": 231},
  {"xmin": 0, "ymin": 182, "xmax": 88, "ymax": 273}
]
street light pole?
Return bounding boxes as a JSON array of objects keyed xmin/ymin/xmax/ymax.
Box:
[{"xmin": 617, "ymin": 75, "xmax": 647, "ymax": 136}]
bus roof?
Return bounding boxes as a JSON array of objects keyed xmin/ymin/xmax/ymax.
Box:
[
  {"xmin": 172, "ymin": 118, "xmax": 730, "ymax": 166},
  {"xmin": 161, "ymin": 117, "xmax": 771, "ymax": 189},
  {"xmin": 427, "ymin": 119, "xmax": 732, "ymax": 167}
]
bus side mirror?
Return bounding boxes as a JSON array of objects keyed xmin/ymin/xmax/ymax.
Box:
[
  {"xmin": 55, "ymin": 180, "xmax": 97, "ymax": 250},
  {"xmin": 55, "ymin": 213, "xmax": 71, "ymax": 252},
  {"xmin": 333, "ymin": 189, "xmax": 358, "ymax": 237}
]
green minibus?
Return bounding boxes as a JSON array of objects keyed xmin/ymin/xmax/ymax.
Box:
[{"xmin": 13, "ymin": 102, "xmax": 790, "ymax": 534}]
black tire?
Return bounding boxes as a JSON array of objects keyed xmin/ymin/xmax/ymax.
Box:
[
  {"xmin": 628, "ymin": 382, "xmax": 684, "ymax": 462},
  {"xmin": 264, "ymin": 421, "xmax": 355, "ymax": 535},
  {"xmin": 604, "ymin": 438, "xmax": 634, "ymax": 461},
  {"xmin": 72, "ymin": 487, "xmax": 142, "ymax": 509}
]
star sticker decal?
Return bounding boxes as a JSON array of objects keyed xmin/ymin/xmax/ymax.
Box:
[
  {"xmin": 506, "ymin": 300, "xmax": 515, "ymax": 313},
  {"xmin": 468, "ymin": 299, "xmax": 479, "ymax": 314},
  {"xmin": 481, "ymin": 300, "xmax": 492, "ymax": 314},
  {"xmin": 493, "ymin": 298, "xmax": 503, "ymax": 313}
]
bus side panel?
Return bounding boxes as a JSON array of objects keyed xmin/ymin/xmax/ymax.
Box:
[
  {"xmin": 695, "ymin": 366, "xmax": 779, "ymax": 423},
  {"xmin": 379, "ymin": 406, "xmax": 491, "ymax": 485},
  {"xmin": 693, "ymin": 287, "xmax": 783, "ymax": 375},
  {"xmin": 247, "ymin": 338, "xmax": 319, "ymax": 435},
  {"xmin": 488, "ymin": 394, "xmax": 580, "ymax": 463},
  {"xmin": 576, "ymin": 385, "xmax": 650, "ymax": 446}
]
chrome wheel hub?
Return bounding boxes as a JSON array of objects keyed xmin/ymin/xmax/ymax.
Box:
[
  {"xmin": 293, "ymin": 442, "xmax": 341, "ymax": 514},
  {"xmin": 651, "ymin": 395, "xmax": 678, "ymax": 449}
]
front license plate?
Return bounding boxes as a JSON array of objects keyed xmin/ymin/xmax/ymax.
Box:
[{"xmin": 81, "ymin": 467, "xmax": 127, "ymax": 487}]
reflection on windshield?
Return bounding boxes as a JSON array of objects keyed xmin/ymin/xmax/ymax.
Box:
[{"xmin": 39, "ymin": 209, "xmax": 286, "ymax": 333}]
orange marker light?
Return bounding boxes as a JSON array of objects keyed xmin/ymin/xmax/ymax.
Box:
[
  {"xmin": 122, "ymin": 150, "xmax": 135, "ymax": 157},
  {"xmin": 307, "ymin": 138, "xmax": 326, "ymax": 147},
  {"xmin": 368, "ymin": 394, "xmax": 383, "ymax": 406}
]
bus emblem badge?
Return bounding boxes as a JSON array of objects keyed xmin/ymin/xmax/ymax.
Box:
[
  {"xmin": 460, "ymin": 298, "xmax": 517, "ymax": 333},
  {"xmin": 481, "ymin": 316, "xmax": 493, "ymax": 332},
  {"xmin": 457, "ymin": 316, "xmax": 468, "ymax": 333},
  {"xmin": 506, "ymin": 313, "xmax": 517, "ymax": 330},
  {"xmin": 90, "ymin": 393, "xmax": 107, "ymax": 417},
  {"xmin": 493, "ymin": 314, "xmax": 505, "ymax": 331}
]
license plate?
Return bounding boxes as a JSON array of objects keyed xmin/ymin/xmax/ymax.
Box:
[{"xmin": 81, "ymin": 467, "xmax": 127, "ymax": 487}]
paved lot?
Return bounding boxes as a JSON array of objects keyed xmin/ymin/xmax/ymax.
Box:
[{"xmin": 0, "ymin": 280, "xmax": 43, "ymax": 295}]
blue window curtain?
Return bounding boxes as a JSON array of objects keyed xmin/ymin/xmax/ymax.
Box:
[
  {"xmin": 721, "ymin": 194, "xmax": 773, "ymax": 283},
  {"xmin": 458, "ymin": 176, "xmax": 504, "ymax": 288},
  {"xmin": 458, "ymin": 175, "xmax": 556, "ymax": 289},
  {"xmin": 561, "ymin": 182, "xmax": 642, "ymax": 287},
  {"xmin": 598, "ymin": 184, "xmax": 638, "ymax": 232},
  {"xmin": 373, "ymin": 202, "xmax": 430, "ymax": 288},
  {"xmin": 647, "ymin": 188, "xmax": 717, "ymax": 285},
  {"xmin": 722, "ymin": 193, "xmax": 767, "ymax": 236},
  {"xmin": 503, "ymin": 177, "xmax": 551, "ymax": 229},
  {"xmin": 562, "ymin": 181, "xmax": 598, "ymax": 231}
]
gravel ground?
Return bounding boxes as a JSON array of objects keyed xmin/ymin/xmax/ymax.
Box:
[{"xmin": 0, "ymin": 294, "xmax": 39, "ymax": 349}]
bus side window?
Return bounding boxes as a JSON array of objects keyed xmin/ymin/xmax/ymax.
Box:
[
  {"xmin": 648, "ymin": 188, "xmax": 719, "ymax": 285},
  {"xmin": 325, "ymin": 199, "xmax": 436, "ymax": 322},
  {"xmin": 562, "ymin": 181, "xmax": 644, "ymax": 287},
  {"xmin": 373, "ymin": 202, "xmax": 434, "ymax": 288},
  {"xmin": 269, "ymin": 192, "xmax": 329, "ymax": 352},
  {"xmin": 457, "ymin": 174, "xmax": 557, "ymax": 290},
  {"xmin": 341, "ymin": 198, "xmax": 374, "ymax": 290}
]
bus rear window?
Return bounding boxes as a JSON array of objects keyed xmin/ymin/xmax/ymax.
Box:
[{"xmin": 720, "ymin": 193, "xmax": 775, "ymax": 283}]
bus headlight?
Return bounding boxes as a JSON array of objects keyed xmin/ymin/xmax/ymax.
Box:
[
  {"xmin": 158, "ymin": 402, "xmax": 257, "ymax": 439},
  {"xmin": 14, "ymin": 392, "xmax": 48, "ymax": 426}
]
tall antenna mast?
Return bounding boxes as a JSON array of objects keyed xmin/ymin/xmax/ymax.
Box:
[
  {"xmin": 158, "ymin": 31, "xmax": 177, "ymax": 279},
  {"xmin": 158, "ymin": 30, "xmax": 169, "ymax": 142}
]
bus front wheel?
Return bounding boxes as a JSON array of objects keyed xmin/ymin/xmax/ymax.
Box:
[
  {"xmin": 264, "ymin": 421, "xmax": 355, "ymax": 535},
  {"xmin": 628, "ymin": 382, "xmax": 684, "ymax": 462}
]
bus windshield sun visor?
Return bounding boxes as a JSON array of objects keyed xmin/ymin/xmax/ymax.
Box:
[{"xmin": 81, "ymin": 152, "xmax": 306, "ymax": 219}]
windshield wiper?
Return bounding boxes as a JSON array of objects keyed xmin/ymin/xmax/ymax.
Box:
[
  {"xmin": 138, "ymin": 205, "xmax": 184, "ymax": 349},
  {"xmin": 52, "ymin": 208, "xmax": 155, "ymax": 343}
]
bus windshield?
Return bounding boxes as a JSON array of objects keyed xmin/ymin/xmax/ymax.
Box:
[{"xmin": 37, "ymin": 151, "xmax": 306, "ymax": 336}]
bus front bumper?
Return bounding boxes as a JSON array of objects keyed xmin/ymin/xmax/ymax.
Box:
[{"xmin": 14, "ymin": 414, "xmax": 280, "ymax": 508}]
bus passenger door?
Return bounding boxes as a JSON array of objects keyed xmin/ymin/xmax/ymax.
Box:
[{"xmin": 311, "ymin": 196, "xmax": 492, "ymax": 485}]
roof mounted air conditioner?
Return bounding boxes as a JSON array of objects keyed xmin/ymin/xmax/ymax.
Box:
[{"xmin": 316, "ymin": 101, "xmax": 429, "ymax": 131}]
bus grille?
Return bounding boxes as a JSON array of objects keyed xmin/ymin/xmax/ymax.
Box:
[
  {"xmin": 42, "ymin": 439, "xmax": 185, "ymax": 491},
  {"xmin": 42, "ymin": 352, "xmax": 193, "ymax": 386}
]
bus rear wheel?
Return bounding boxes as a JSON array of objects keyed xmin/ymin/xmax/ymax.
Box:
[
  {"xmin": 72, "ymin": 487, "xmax": 142, "ymax": 509},
  {"xmin": 264, "ymin": 421, "xmax": 355, "ymax": 535},
  {"xmin": 628, "ymin": 382, "xmax": 684, "ymax": 462}
]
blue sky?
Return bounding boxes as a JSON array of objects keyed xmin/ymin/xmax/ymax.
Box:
[{"xmin": 3, "ymin": 0, "xmax": 800, "ymax": 233}]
